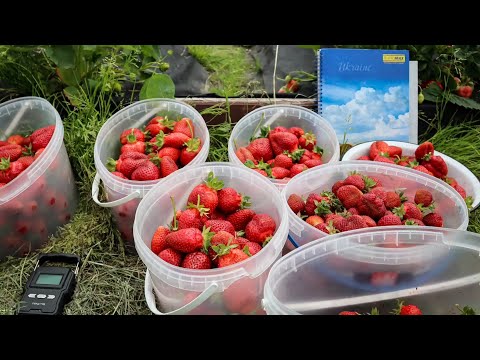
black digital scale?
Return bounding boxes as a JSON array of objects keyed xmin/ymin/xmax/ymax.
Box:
[{"xmin": 18, "ymin": 253, "xmax": 80, "ymax": 315}]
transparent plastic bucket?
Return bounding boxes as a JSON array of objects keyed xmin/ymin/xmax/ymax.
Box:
[
  {"xmin": 342, "ymin": 140, "xmax": 480, "ymax": 211},
  {"xmin": 0, "ymin": 97, "xmax": 77, "ymax": 260},
  {"xmin": 263, "ymin": 227, "xmax": 480, "ymax": 315},
  {"xmin": 92, "ymin": 99, "xmax": 209, "ymax": 250},
  {"xmin": 228, "ymin": 105, "xmax": 340, "ymax": 191},
  {"xmin": 282, "ymin": 161, "xmax": 469, "ymax": 251},
  {"xmin": 133, "ymin": 162, "xmax": 289, "ymax": 315}
]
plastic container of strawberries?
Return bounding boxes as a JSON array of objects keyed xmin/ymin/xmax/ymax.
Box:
[
  {"xmin": 341, "ymin": 141, "xmax": 480, "ymax": 211},
  {"xmin": 133, "ymin": 162, "xmax": 289, "ymax": 315},
  {"xmin": 0, "ymin": 97, "xmax": 78, "ymax": 260},
  {"xmin": 262, "ymin": 227, "xmax": 480, "ymax": 315},
  {"xmin": 282, "ymin": 161, "xmax": 469, "ymax": 251},
  {"xmin": 227, "ymin": 105, "xmax": 341, "ymax": 191},
  {"xmin": 92, "ymin": 99, "xmax": 210, "ymax": 250}
]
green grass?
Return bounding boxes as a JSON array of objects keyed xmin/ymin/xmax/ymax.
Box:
[{"xmin": 187, "ymin": 45, "xmax": 258, "ymax": 97}]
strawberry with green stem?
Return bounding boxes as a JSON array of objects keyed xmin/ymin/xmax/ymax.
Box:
[
  {"xmin": 298, "ymin": 132, "xmax": 317, "ymax": 151},
  {"xmin": 180, "ymin": 137, "xmax": 202, "ymax": 166},
  {"xmin": 174, "ymin": 117, "xmax": 195, "ymax": 138},
  {"xmin": 392, "ymin": 300, "xmax": 422, "ymax": 315},
  {"xmin": 187, "ymin": 171, "xmax": 224, "ymax": 213},
  {"xmin": 178, "ymin": 195, "xmax": 210, "ymax": 230},
  {"xmin": 120, "ymin": 128, "xmax": 145, "ymax": 145},
  {"xmin": 144, "ymin": 116, "xmax": 175, "ymax": 137},
  {"xmin": 217, "ymin": 187, "xmax": 251, "ymax": 214}
]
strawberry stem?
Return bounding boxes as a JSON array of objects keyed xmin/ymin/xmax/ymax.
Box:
[
  {"xmin": 0, "ymin": 157, "xmax": 10, "ymax": 171},
  {"xmin": 170, "ymin": 196, "xmax": 178, "ymax": 231},
  {"xmin": 106, "ymin": 158, "xmax": 117, "ymax": 172},
  {"xmin": 240, "ymin": 195, "xmax": 251, "ymax": 209},
  {"xmin": 204, "ymin": 171, "xmax": 224, "ymax": 191}
]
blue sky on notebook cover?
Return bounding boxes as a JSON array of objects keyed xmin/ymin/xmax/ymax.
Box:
[{"xmin": 319, "ymin": 48, "xmax": 410, "ymax": 144}]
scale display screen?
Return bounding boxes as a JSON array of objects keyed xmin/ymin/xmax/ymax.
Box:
[{"xmin": 36, "ymin": 274, "xmax": 63, "ymax": 285}]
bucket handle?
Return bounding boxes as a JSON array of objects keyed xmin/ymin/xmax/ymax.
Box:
[
  {"xmin": 91, "ymin": 172, "xmax": 140, "ymax": 208},
  {"xmin": 287, "ymin": 233, "xmax": 300, "ymax": 248},
  {"xmin": 144, "ymin": 270, "xmax": 219, "ymax": 315}
]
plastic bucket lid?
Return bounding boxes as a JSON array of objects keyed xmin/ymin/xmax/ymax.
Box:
[
  {"xmin": 263, "ymin": 227, "xmax": 480, "ymax": 315},
  {"xmin": 133, "ymin": 162, "xmax": 289, "ymax": 313},
  {"xmin": 283, "ymin": 160, "xmax": 469, "ymax": 248},
  {"xmin": 342, "ymin": 140, "xmax": 480, "ymax": 211},
  {"xmin": 0, "ymin": 97, "xmax": 64, "ymax": 204},
  {"xmin": 228, "ymin": 104, "xmax": 340, "ymax": 190},
  {"xmin": 93, "ymin": 98, "xmax": 210, "ymax": 204}
]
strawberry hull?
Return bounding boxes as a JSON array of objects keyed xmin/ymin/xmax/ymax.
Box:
[
  {"xmin": 0, "ymin": 97, "xmax": 78, "ymax": 260},
  {"xmin": 93, "ymin": 99, "xmax": 210, "ymax": 252},
  {"xmin": 135, "ymin": 163, "xmax": 289, "ymax": 315}
]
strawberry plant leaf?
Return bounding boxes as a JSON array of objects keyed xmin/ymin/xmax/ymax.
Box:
[
  {"xmin": 448, "ymin": 94, "xmax": 480, "ymax": 110},
  {"xmin": 140, "ymin": 73, "xmax": 175, "ymax": 100}
]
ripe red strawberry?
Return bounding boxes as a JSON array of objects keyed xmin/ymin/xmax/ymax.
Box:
[
  {"xmin": 205, "ymin": 220, "xmax": 236, "ymax": 235},
  {"xmin": 131, "ymin": 160, "xmax": 160, "ymax": 181},
  {"xmin": 339, "ymin": 311, "xmax": 359, "ymax": 315},
  {"xmin": 166, "ymin": 227, "xmax": 213, "ymax": 253},
  {"xmin": 245, "ymin": 214, "xmax": 276, "ymax": 243},
  {"xmin": 415, "ymin": 141, "xmax": 434, "ymax": 161},
  {"xmin": 305, "ymin": 193, "xmax": 325, "ymax": 216},
  {"xmin": 16, "ymin": 156, "xmax": 35, "ymax": 168},
  {"xmin": 268, "ymin": 126, "xmax": 288, "ymax": 136},
  {"xmin": 393, "ymin": 202, "xmax": 423, "ymax": 220},
  {"xmin": 158, "ymin": 248, "xmax": 183, "ymax": 266},
  {"xmin": 357, "ymin": 155, "xmax": 370, "ymax": 161},
  {"xmin": 361, "ymin": 215, "xmax": 377, "ymax": 227},
  {"xmin": 452, "ymin": 183, "xmax": 467, "ymax": 199},
  {"xmin": 387, "ymin": 146, "xmax": 402, "ymax": 158},
  {"xmin": 344, "ymin": 174, "xmax": 365, "ymax": 191},
  {"xmin": 377, "ymin": 214, "xmax": 402, "ymax": 226},
  {"xmin": 369, "ymin": 141, "xmax": 389, "ymax": 160},
  {"xmin": 235, "ymin": 147, "xmax": 256, "ymax": 163},
  {"xmin": 332, "ymin": 180, "xmax": 345, "ymax": 195},
  {"xmin": 336, "ymin": 185, "xmax": 363, "ymax": 209},
  {"xmin": 335, "ymin": 215, "xmax": 368, "ymax": 232},
  {"xmin": 202, "ymin": 209, "xmax": 226, "ymax": 224},
  {"xmin": 188, "ymin": 172, "xmax": 224, "ymax": 212},
  {"xmin": 235, "ymin": 237, "xmax": 250, "ymax": 247},
  {"xmin": 423, "ymin": 213, "xmax": 443, "ymax": 227},
  {"xmin": 373, "ymin": 155, "xmax": 395, "ymax": 164},
  {"xmin": 173, "ymin": 117, "xmax": 194, "ymax": 138},
  {"xmin": 267, "ymin": 159, "xmax": 275, "ymax": 166},
  {"xmin": 273, "ymin": 154, "xmax": 293, "ymax": 169},
  {"xmin": 252, "ymin": 168, "xmax": 268, "ymax": 177},
  {"xmin": 271, "ymin": 166, "xmax": 290, "ymax": 179},
  {"xmin": 208, "ymin": 231, "xmax": 238, "ymax": 265},
  {"xmin": 357, "ymin": 193, "xmax": 386, "ymax": 219},
  {"xmin": 290, "ymin": 163, "xmax": 308, "ymax": 177},
  {"xmin": 0, "ymin": 159, "xmax": 25, "ymax": 183},
  {"xmin": 217, "ymin": 248, "xmax": 250, "ymax": 268},
  {"xmin": 325, "ymin": 213, "xmax": 343, "ymax": 224},
  {"xmin": 226, "ymin": 209, "xmax": 256, "ymax": 231},
  {"xmin": 414, "ymin": 189, "xmax": 433, "ymax": 207},
  {"xmin": 306, "ymin": 215, "xmax": 324, "ymax": 227},
  {"xmin": 270, "ymin": 131, "xmax": 299, "ymax": 155},
  {"xmin": 7, "ymin": 134, "xmax": 24, "ymax": 145},
  {"xmin": 315, "ymin": 222, "xmax": 331, "ymax": 234},
  {"xmin": 217, "ymin": 187, "xmax": 250, "ymax": 214},
  {"xmin": 107, "ymin": 152, "xmax": 148, "ymax": 178},
  {"xmin": 298, "ymin": 132, "xmax": 316, "ymax": 151},
  {"xmin": 180, "ymin": 137, "xmax": 201, "ymax": 166},
  {"xmin": 120, "ymin": 141, "xmax": 146, "ymax": 154},
  {"xmin": 151, "ymin": 226, "xmax": 170, "ymax": 254},
  {"xmin": 247, "ymin": 138, "xmax": 273, "ymax": 161},
  {"xmin": 304, "ymin": 159, "xmax": 323, "ymax": 168},
  {"xmin": 369, "ymin": 187, "xmax": 387, "ymax": 201},
  {"xmin": 160, "ymin": 155, "xmax": 178, "ymax": 178},
  {"xmin": 30, "ymin": 125, "xmax": 55, "ymax": 151},
  {"xmin": 384, "ymin": 191, "xmax": 401, "ymax": 209},
  {"xmin": 182, "ymin": 251, "xmax": 212, "ymax": 269},
  {"xmin": 289, "ymin": 127, "xmax": 304, "ymax": 138},
  {"xmin": 413, "ymin": 165, "xmax": 433, "ymax": 176},
  {"xmin": 402, "ymin": 218, "xmax": 425, "ymax": 226},
  {"xmin": 34, "ymin": 148, "xmax": 45, "ymax": 159},
  {"xmin": 0, "ymin": 183, "xmax": 5, "ymax": 188},
  {"xmin": 178, "ymin": 208, "xmax": 204, "ymax": 230},
  {"xmin": 345, "ymin": 208, "xmax": 358, "ymax": 216},
  {"xmin": 399, "ymin": 304, "xmax": 422, "ymax": 315},
  {"xmin": 164, "ymin": 132, "xmax": 191, "ymax": 149},
  {"xmin": 369, "ymin": 176, "xmax": 383, "ymax": 188},
  {"xmin": 120, "ymin": 128, "xmax": 145, "ymax": 145},
  {"xmin": 423, "ymin": 155, "xmax": 448, "ymax": 178},
  {"xmin": 0, "ymin": 144, "xmax": 23, "ymax": 161},
  {"xmin": 287, "ymin": 194, "xmax": 305, "ymax": 214},
  {"xmin": 157, "ymin": 147, "xmax": 180, "ymax": 162},
  {"xmin": 445, "ymin": 177, "xmax": 458, "ymax": 187},
  {"xmin": 210, "ymin": 230, "xmax": 237, "ymax": 247},
  {"xmin": 145, "ymin": 116, "xmax": 175, "ymax": 137},
  {"xmin": 242, "ymin": 241, "xmax": 262, "ymax": 257}
]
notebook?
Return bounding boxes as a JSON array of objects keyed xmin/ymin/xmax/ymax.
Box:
[{"xmin": 317, "ymin": 48, "xmax": 418, "ymax": 146}]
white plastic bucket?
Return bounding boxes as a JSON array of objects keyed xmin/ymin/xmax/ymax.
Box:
[
  {"xmin": 0, "ymin": 97, "xmax": 77, "ymax": 259},
  {"xmin": 283, "ymin": 161, "xmax": 469, "ymax": 251},
  {"xmin": 263, "ymin": 227, "xmax": 480, "ymax": 315},
  {"xmin": 342, "ymin": 140, "xmax": 480, "ymax": 211},
  {"xmin": 228, "ymin": 104, "xmax": 340, "ymax": 191},
  {"xmin": 92, "ymin": 99, "xmax": 209, "ymax": 249},
  {"xmin": 133, "ymin": 162, "xmax": 289, "ymax": 315}
]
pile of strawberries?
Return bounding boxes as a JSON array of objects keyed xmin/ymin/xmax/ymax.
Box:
[
  {"xmin": 287, "ymin": 171, "xmax": 444, "ymax": 234},
  {"xmin": 339, "ymin": 301, "xmax": 422, "ymax": 316},
  {"xmin": 149, "ymin": 172, "xmax": 277, "ymax": 269},
  {"xmin": 0, "ymin": 125, "xmax": 55, "ymax": 188},
  {"xmin": 356, "ymin": 140, "xmax": 472, "ymax": 207},
  {"xmin": 235, "ymin": 125, "xmax": 324, "ymax": 180},
  {"xmin": 106, "ymin": 116, "xmax": 202, "ymax": 181}
]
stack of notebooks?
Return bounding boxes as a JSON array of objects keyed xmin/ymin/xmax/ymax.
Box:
[{"xmin": 316, "ymin": 48, "xmax": 418, "ymax": 146}]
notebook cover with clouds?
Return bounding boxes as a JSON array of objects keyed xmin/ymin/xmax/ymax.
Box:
[{"xmin": 318, "ymin": 48, "xmax": 417, "ymax": 146}]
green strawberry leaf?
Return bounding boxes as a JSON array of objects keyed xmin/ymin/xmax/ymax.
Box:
[
  {"xmin": 244, "ymin": 159, "xmax": 256, "ymax": 169},
  {"xmin": 259, "ymin": 125, "xmax": 271, "ymax": 138},
  {"xmin": 243, "ymin": 246, "xmax": 252, "ymax": 257},
  {"xmin": 288, "ymin": 148, "xmax": 305, "ymax": 161},
  {"xmin": 456, "ymin": 304, "xmax": 477, "ymax": 315},
  {"xmin": 139, "ymin": 73, "xmax": 175, "ymax": 100},
  {"xmin": 205, "ymin": 171, "xmax": 224, "ymax": 191},
  {"xmin": 240, "ymin": 195, "xmax": 251, "ymax": 209},
  {"xmin": 313, "ymin": 145, "xmax": 323, "ymax": 155},
  {"xmin": 236, "ymin": 230, "xmax": 245, "ymax": 237},
  {"xmin": 465, "ymin": 196, "xmax": 474, "ymax": 210},
  {"xmin": 107, "ymin": 158, "xmax": 119, "ymax": 172},
  {"xmin": 314, "ymin": 200, "xmax": 332, "ymax": 216},
  {"xmin": 392, "ymin": 204, "xmax": 406, "ymax": 220}
]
